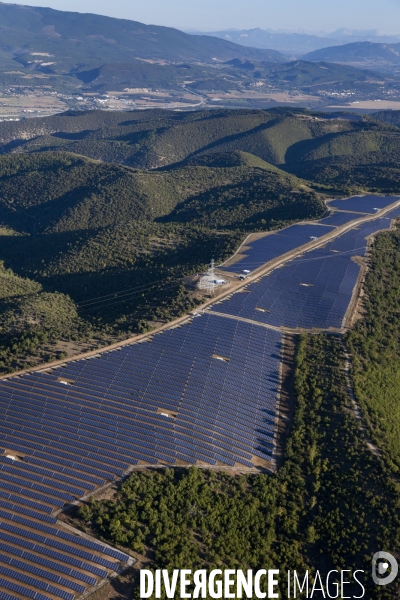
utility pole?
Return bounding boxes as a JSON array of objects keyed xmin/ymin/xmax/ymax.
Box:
[{"xmin": 208, "ymin": 259, "xmax": 215, "ymax": 295}]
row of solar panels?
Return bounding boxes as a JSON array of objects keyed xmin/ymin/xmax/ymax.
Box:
[
  {"xmin": 0, "ymin": 318, "xmax": 282, "ymax": 468},
  {"xmin": 0, "ymin": 514, "xmax": 128, "ymax": 600},
  {"xmin": 0, "ymin": 396, "xmax": 270, "ymax": 467},
  {"xmin": 221, "ymin": 196, "xmax": 400, "ymax": 273},
  {"xmin": 214, "ymin": 209, "xmax": 400, "ymax": 329},
  {"xmin": 0, "ymin": 309, "xmax": 283, "ymax": 600}
]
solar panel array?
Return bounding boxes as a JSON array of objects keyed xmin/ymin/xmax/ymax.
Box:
[
  {"xmin": 0, "ymin": 511, "xmax": 127, "ymax": 599},
  {"xmin": 328, "ymin": 195, "xmax": 400, "ymax": 214},
  {"xmin": 0, "ymin": 312, "xmax": 282, "ymax": 596},
  {"xmin": 0, "ymin": 357, "xmax": 133, "ymax": 600},
  {"xmin": 0, "ymin": 196, "xmax": 398, "ymax": 599},
  {"xmin": 222, "ymin": 224, "xmax": 335, "ymax": 273},
  {"xmin": 213, "ymin": 210, "xmax": 400, "ymax": 329},
  {"xmin": 318, "ymin": 211, "xmax": 365, "ymax": 227},
  {"xmin": 222, "ymin": 197, "xmax": 400, "ymax": 274}
]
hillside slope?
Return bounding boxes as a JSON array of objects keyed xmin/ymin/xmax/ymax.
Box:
[
  {"xmin": 0, "ymin": 108, "xmax": 365, "ymax": 168},
  {"xmin": 284, "ymin": 126, "xmax": 400, "ymax": 191},
  {"xmin": 2, "ymin": 108, "xmax": 400, "ymax": 192},
  {"xmin": 0, "ymin": 149, "xmax": 317, "ymax": 234},
  {"xmin": 304, "ymin": 41, "xmax": 400, "ymax": 69},
  {"xmin": 371, "ymin": 110, "xmax": 400, "ymax": 128},
  {"xmin": 0, "ymin": 145, "xmax": 325, "ymax": 372},
  {"xmin": 192, "ymin": 28, "xmax": 400, "ymax": 55},
  {"xmin": 0, "ymin": 2, "xmax": 286, "ymax": 67}
]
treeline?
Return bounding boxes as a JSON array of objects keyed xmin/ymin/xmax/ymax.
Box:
[
  {"xmin": 162, "ymin": 169, "xmax": 321, "ymax": 230},
  {"xmin": 0, "ymin": 151, "xmax": 321, "ymax": 234},
  {"xmin": 2, "ymin": 107, "xmax": 400, "ymax": 195},
  {"xmin": 347, "ymin": 222, "xmax": 400, "ymax": 471},
  {"xmin": 288, "ymin": 130, "xmax": 400, "ymax": 193}
]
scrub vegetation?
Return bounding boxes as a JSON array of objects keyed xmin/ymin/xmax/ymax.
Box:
[{"xmin": 2, "ymin": 108, "xmax": 400, "ymax": 191}]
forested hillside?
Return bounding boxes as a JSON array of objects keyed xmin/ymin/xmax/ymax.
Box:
[
  {"xmin": 2, "ymin": 108, "xmax": 400, "ymax": 192},
  {"xmin": 0, "ymin": 135, "xmax": 323, "ymax": 373},
  {"xmin": 372, "ymin": 109, "xmax": 400, "ymax": 128},
  {"xmin": 1, "ymin": 107, "xmax": 400, "ymax": 372},
  {"xmin": 304, "ymin": 41, "xmax": 400, "ymax": 69},
  {"xmin": 347, "ymin": 223, "xmax": 400, "ymax": 472}
]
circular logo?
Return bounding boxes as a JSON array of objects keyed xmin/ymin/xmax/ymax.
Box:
[{"xmin": 372, "ymin": 552, "xmax": 399, "ymax": 586}]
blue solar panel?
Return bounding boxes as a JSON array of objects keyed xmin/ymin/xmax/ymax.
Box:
[
  {"xmin": 0, "ymin": 576, "xmax": 52, "ymax": 600},
  {"xmin": 0, "ymin": 556, "xmax": 78, "ymax": 598},
  {"xmin": 0, "ymin": 530, "xmax": 107, "ymax": 578},
  {"xmin": 329, "ymin": 194, "xmax": 400, "ymax": 214},
  {"xmin": 221, "ymin": 223, "xmax": 335, "ymax": 273},
  {"xmin": 0, "ymin": 591, "xmax": 21, "ymax": 600},
  {"xmin": 0, "ymin": 314, "xmax": 280, "ymax": 472},
  {"xmin": 213, "ymin": 213, "xmax": 400, "ymax": 329},
  {"xmin": 318, "ymin": 211, "xmax": 365, "ymax": 226},
  {"xmin": 0, "ymin": 522, "xmax": 116, "ymax": 570},
  {"xmin": 0, "ymin": 541, "xmax": 96, "ymax": 586}
]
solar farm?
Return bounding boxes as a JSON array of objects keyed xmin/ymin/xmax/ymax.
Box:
[
  {"xmin": 328, "ymin": 194, "xmax": 399, "ymax": 214},
  {"xmin": 0, "ymin": 195, "xmax": 399, "ymax": 599},
  {"xmin": 222, "ymin": 223, "xmax": 336, "ymax": 273},
  {"xmin": 214, "ymin": 208, "xmax": 400, "ymax": 329}
]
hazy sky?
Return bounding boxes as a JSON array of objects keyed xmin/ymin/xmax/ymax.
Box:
[{"xmin": 8, "ymin": 0, "xmax": 400, "ymax": 34}]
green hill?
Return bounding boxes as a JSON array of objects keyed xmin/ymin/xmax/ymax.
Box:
[
  {"xmin": 0, "ymin": 149, "xmax": 313, "ymax": 233},
  {"xmin": 0, "ymin": 108, "xmax": 353, "ymax": 168},
  {"xmin": 0, "ymin": 152, "xmax": 181, "ymax": 233},
  {"xmin": 73, "ymin": 60, "xmax": 367, "ymax": 95},
  {"xmin": 230, "ymin": 59, "xmax": 383, "ymax": 86},
  {"xmin": 284, "ymin": 128, "xmax": 400, "ymax": 192},
  {"xmin": 0, "ymin": 145, "xmax": 324, "ymax": 372},
  {"xmin": 3, "ymin": 107, "xmax": 400, "ymax": 192},
  {"xmin": 0, "ymin": 108, "xmax": 282, "ymax": 168},
  {"xmin": 0, "ymin": 260, "xmax": 40, "ymax": 300},
  {"xmin": 371, "ymin": 110, "xmax": 400, "ymax": 128},
  {"xmin": 181, "ymin": 149, "xmax": 291, "ymax": 170},
  {"xmin": 304, "ymin": 41, "xmax": 400, "ymax": 67}
]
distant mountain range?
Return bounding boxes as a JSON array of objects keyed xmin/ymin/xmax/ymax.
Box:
[
  {"xmin": 0, "ymin": 2, "xmax": 286, "ymax": 67},
  {"xmin": 189, "ymin": 28, "xmax": 400, "ymax": 57},
  {"xmin": 71, "ymin": 58, "xmax": 386, "ymax": 95},
  {"xmin": 0, "ymin": 4, "xmax": 399, "ymax": 109},
  {"xmin": 304, "ymin": 42, "xmax": 400, "ymax": 68}
]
